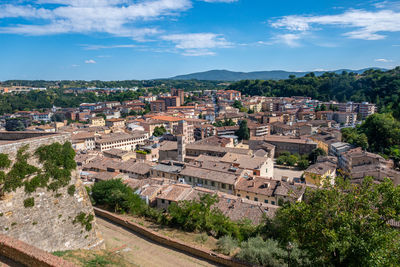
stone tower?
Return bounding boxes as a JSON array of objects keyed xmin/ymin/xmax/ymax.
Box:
[{"xmin": 177, "ymin": 134, "xmax": 186, "ymax": 162}]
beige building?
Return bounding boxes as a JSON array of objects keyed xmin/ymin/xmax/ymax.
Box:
[
  {"xmin": 304, "ymin": 160, "xmax": 337, "ymax": 186},
  {"xmin": 95, "ymin": 132, "xmax": 148, "ymax": 151},
  {"xmin": 220, "ymin": 152, "xmax": 274, "ymax": 178},
  {"xmin": 90, "ymin": 117, "xmax": 105, "ymax": 127},
  {"xmin": 106, "ymin": 118, "xmax": 125, "ymax": 128},
  {"xmin": 234, "ymin": 175, "xmax": 279, "ymax": 205}
]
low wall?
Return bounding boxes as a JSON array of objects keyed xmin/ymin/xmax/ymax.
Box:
[
  {"xmin": 0, "ymin": 234, "xmax": 76, "ymax": 267},
  {"xmin": 93, "ymin": 207, "xmax": 250, "ymax": 267}
]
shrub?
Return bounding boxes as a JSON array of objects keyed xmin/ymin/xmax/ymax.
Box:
[
  {"xmin": 236, "ymin": 237, "xmax": 286, "ymax": 267},
  {"xmin": 73, "ymin": 212, "xmax": 94, "ymax": 231},
  {"xmin": 276, "ymin": 156, "xmax": 286, "ymax": 165},
  {"xmin": 24, "ymin": 197, "xmax": 35, "ymax": 208},
  {"xmin": 195, "ymin": 233, "xmax": 209, "ymax": 244},
  {"xmin": 68, "ymin": 185, "xmax": 76, "ymax": 196},
  {"xmin": 216, "ymin": 236, "xmax": 238, "ymax": 255},
  {"xmin": 297, "ymin": 159, "xmax": 310, "ymax": 170},
  {"xmin": 0, "ymin": 154, "xmax": 11, "ymax": 169},
  {"xmin": 286, "ymin": 155, "xmax": 298, "ymax": 166}
]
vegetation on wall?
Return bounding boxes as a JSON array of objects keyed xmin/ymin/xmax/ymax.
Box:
[
  {"xmin": 0, "ymin": 142, "xmax": 76, "ymax": 197},
  {"xmin": 73, "ymin": 212, "xmax": 94, "ymax": 231},
  {"xmin": 23, "ymin": 197, "xmax": 35, "ymax": 208}
]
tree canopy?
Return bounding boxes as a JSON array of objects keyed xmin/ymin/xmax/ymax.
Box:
[
  {"xmin": 268, "ymin": 177, "xmax": 400, "ymax": 266},
  {"xmin": 228, "ymin": 67, "xmax": 400, "ymax": 120}
]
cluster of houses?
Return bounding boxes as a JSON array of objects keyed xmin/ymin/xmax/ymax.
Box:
[{"xmin": 1, "ymin": 87, "xmax": 399, "ymax": 225}]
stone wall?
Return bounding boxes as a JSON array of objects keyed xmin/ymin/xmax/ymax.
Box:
[
  {"xmin": 0, "ymin": 131, "xmax": 58, "ymax": 141},
  {"xmin": 0, "ymin": 233, "xmax": 77, "ymax": 267},
  {"xmin": 0, "ymin": 133, "xmax": 104, "ymax": 252},
  {"xmin": 93, "ymin": 207, "xmax": 250, "ymax": 267}
]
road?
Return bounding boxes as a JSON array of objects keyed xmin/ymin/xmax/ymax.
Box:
[{"xmin": 96, "ymin": 217, "xmax": 219, "ymax": 267}]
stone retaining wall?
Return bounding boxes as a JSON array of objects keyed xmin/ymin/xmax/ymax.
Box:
[
  {"xmin": 0, "ymin": 133, "xmax": 104, "ymax": 252},
  {"xmin": 93, "ymin": 207, "xmax": 250, "ymax": 267},
  {"xmin": 0, "ymin": 233, "xmax": 76, "ymax": 267}
]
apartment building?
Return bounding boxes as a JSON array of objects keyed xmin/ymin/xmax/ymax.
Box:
[
  {"xmin": 150, "ymin": 100, "xmax": 166, "ymax": 112},
  {"xmin": 95, "ymin": 132, "xmax": 148, "ymax": 151}
]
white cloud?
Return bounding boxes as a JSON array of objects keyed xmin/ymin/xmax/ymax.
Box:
[
  {"xmin": 82, "ymin": 44, "xmax": 138, "ymax": 50},
  {"xmin": 271, "ymin": 9, "xmax": 400, "ymax": 40},
  {"xmin": 201, "ymin": 0, "xmax": 238, "ymax": 2},
  {"xmin": 273, "ymin": 33, "xmax": 303, "ymax": 47},
  {"xmin": 0, "ymin": 0, "xmax": 191, "ymax": 40},
  {"xmin": 375, "ymin": 58, "xmax": 393, "ymax": 62},
  {"xmin": 84, "ymin": 59, "xmax": 96, "ymax": 64},
  {"xmin": 161, "ymin": 33, "xmax": 232, "ymax": 55}
]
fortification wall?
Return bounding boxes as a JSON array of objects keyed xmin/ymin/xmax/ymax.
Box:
[
  {"xmin": 0, "ymin": 233, "xmax": 77, "ymax": 267},
  {"xmin": 0, "ymin": 133, "xmax": 104, "ymax": 252},
  {"xmin": 0, "ymin": 131, "xmax": 58, "ymax": 141}
]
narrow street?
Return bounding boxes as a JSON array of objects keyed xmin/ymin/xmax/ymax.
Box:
[{"xmin": 96, "ymin": 217, "xmax": 219, "ymax": 267}]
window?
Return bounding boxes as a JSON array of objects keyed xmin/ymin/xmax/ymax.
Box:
[
  {"xmin": 161, "ymin": 199, "xmax": 165, "ymax": 204},
  {"xmin": 188, "ymin": 177, "xmax": 192, "ymax": 182},
  {"xmin": 254, "ymin": 197, "xmax": 258, "ymax": 201},
  {"xmin": 237, "ymin": 194, "xmax": 241, "ymax": 197},
  {"xmin": 246, "ymin": 196, "xmax": 249, "ymax": 199},
  {"xmin": 271, "ymin": 201, "xmax": 275, "ymax": 205},
  {"xmin": 264, "ymin": 199, "xmax": 268, "ymax": 204},
  {"xmin": 221, "ymin": 183, "xmax": 226, "ymax": 189},
  {"xmin": 211, "ymin": 181, "xmax": 215, "ymax": 187}
]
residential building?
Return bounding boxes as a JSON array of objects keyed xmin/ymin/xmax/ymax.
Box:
[
  {"xmin": 359, "ymin": 102, "xmax": 376, "ymax": 119},
  {"xmin": 304, "ymin": 158, "xmax": 337, "ymax": 186},
  {"xmin": 105, "ymin": 118, "xmax": 125, "ymax": 128},
  {"xmin": 159, "ymin": 96, "xmax": 181, "ymax": 107},
  {"xmin": 150, "ymin": 100, "xmax": 166, "ymax": 112},
  {"xmin": 89, "ymin": 117, "xmax": 105, "ymax": 127},
  {"xmin": 95, "ymin": 132, "xmax": 148, "ymax": 151},
  {"xmin": 258, "ymin": 136, "xmax": 317, "ymax": 156}
]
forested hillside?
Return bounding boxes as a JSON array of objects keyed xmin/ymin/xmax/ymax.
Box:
[{"xmin": 228, "ymin": 67, "xmax": 400, "ymax": 119}]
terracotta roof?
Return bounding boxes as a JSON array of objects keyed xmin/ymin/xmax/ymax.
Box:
[
  {"xmin": 180, "ymin": 165, "xmax": 238, "ymax": 185},
  {"xmin": 235, "ymin": 176, "xmax": 277, "ymax": 196},
  {"xmin": 221, "ymin": 152, "xmax": 267, "ymax": 170},
  {"xmin": 151, "ymin": 115, "xmax": 182, "ymax": 122}
]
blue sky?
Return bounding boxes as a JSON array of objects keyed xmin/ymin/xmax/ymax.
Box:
[{"xmin": 0, "ymin": 0, "xmax": 399, "ymax": 80}]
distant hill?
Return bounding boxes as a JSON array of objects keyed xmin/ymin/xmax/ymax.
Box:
[{"xmin": 169, "ymin": 68, "xmax": 387, "ymax": 81}]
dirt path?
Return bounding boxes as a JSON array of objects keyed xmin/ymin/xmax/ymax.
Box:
[{"xmin": 96, "ymin": 217, "xmax": 219, "ymax": 267}]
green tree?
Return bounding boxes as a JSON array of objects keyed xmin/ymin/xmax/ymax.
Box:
[
  {"xmin": 308, "ymin": 148, "xmax": 327, "ymax": 164},
  {"xmin": 153, "ymin": 126, "xmax": 166, "ymax": 137},
  {"xmin": 359, "ymin": 113, "xmax": 400, "ymax": 153},
  {"xmin": 232, "ymin": 100, "xmax": 242, "ymax": 109},
  {"xmin": 286, "ymin": 155, "xmax": 298, "ymax": 166},
  {"xmin": 5, "ymin": 118, "xmax": 27, "ymax": 131},
  {"xmin": 271, "ymin": 177, "xmax": 400, "ymax": 266},
  {"xmin": 235, "ymin": 120, "xmax": 250, "ymax": 140},
  {"xmin": 91, "ymin": 179, "xmax": 142, "ymax": 212},
  {"xmin": 297, "ymin": 159, "xmax": 309, "ymax": 170}
]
